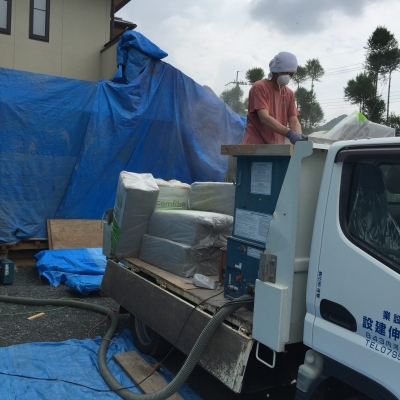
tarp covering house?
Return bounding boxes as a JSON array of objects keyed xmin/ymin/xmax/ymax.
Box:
[{"xmin": 0, "ymin": 31, "xmax": 245, "ymax": 243}]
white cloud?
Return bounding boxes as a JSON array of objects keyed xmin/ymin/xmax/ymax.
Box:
[
  {"xmin": 248, "ymin": 0, "xmax": 378, "ymax": 35},
  {"xmin": 117, "ymin": 0, "xmax": 400, "ymax": 123}
]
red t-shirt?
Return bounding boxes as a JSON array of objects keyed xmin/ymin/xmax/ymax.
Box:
[{"xmin": 242, "ymin": 79, "xmax": 299, "ymax": 144}]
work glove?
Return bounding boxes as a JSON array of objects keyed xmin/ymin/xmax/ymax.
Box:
[{"xmin": 286, "ymin": 130, "xmax": 307, "ymax": 145}]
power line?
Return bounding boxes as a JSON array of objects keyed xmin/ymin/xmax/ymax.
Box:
[
  {"xmin": 318, "ymin": 93, "xmax": 400, "ymax": 103},
  {"xmin": 319, "ymin": 100, "xmax": 345, "ymax": 103},
  {"xmin": 317, "ymin": 48, "xmax": 364, "ymax": 59},
  {"xmin": 318, "ymin": 100, "xmax": 349, "ymax": 105},
  {"xmin": 318, "ymin": 96, "xmax": 345, "ymax": 100},
  {"xmin": 293, "ymin": 66, "xmax": 363, "ymax": 80},
  {"xmin": 324, "ymin": 67, "xmax": 364, "ymax": 77},
  {"xmin": 320, "ymin": 96, "xmax": 400, "ymax": 109},
  {"xmin": 323, "ymin": 63, "xmax": 363, "ymax": 72}
]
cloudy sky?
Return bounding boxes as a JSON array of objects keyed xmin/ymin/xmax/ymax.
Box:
[{"xmin": 117, "ymin": 0, "xmax": 400, "ymax": 123}]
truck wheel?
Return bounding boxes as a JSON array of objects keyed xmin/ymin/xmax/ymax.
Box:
[{"xmin": 130, "ymin": 314, "xmax": 171, "ymax": 358}]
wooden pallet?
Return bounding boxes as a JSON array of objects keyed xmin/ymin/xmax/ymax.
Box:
[{"xmin": 0, "ymin": 239, "xmax": 48, "ymax": 260}]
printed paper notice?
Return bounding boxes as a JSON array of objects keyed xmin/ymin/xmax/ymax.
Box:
[
  {"xmin": 251, "ymin": 162, "xmax": 272, "ymax": 195},
  {"xmin": 234, "ymin": 209, "xmax": 272, "ymax": 243}
]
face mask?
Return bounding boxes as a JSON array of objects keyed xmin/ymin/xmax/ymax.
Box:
[{"xmin": 277, "ymin": 74, "xmax": 291, "ymax": 86}]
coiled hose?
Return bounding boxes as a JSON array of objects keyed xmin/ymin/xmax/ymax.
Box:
[{"xmin": 0, "ymin": 294, "xmax": 252, "ymax": 400}]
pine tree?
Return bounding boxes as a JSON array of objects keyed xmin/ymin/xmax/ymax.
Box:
[
  {"xmin": 344, "ymin": 72, "xmax": 386, "ymax": 123},
  {"xmin": 245, "ymin": 67, "xmax": 265, "ymax": 85},
  {"xmin": 295, "ymin": 87, "xmax": 324, "ymax": 133},
  {"xmin": 305, "ymin": 59, "xmax": 324, "ymax": 94},
  {"xmin": 292, "ymin": 65, "xmax": 307, "ymax": 91},
  {"xmin": 220, "ymin": 86, "xmax": 246, "ymax": 116}
]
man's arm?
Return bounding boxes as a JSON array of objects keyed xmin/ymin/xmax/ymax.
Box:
[
  {"xmin": 256, "ymin": 109, "xmax": 290, "ymax": 137},
  {"xmin": 256, "ymin": 108, "xmax": 304, "ymax": 144},
  {"xmin": 288, "ymin": 115, "xmax": 302, "ymax": 134}
]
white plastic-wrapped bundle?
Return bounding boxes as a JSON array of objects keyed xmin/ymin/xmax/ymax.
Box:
[
  {"xmin": 140, "ymin": 234, "xmax": 221, "ymax": 277},
  {"xmin": 309, "ymin": 111, "xmax": 395, "ymax": 141},
  {"xmin": 111, "ymin": 172, "xmax": 159, "ymax": 258},
  {"xmin": 148, "ymin": 209, "xmax": 233, "ymax": 249},
  {"xmin": 155, "ymin": 179, "xmax": 190, "ymax": 209},
  {"xmin": 189, "ymin": 182, "xmax": 235, "ymax": 216}
]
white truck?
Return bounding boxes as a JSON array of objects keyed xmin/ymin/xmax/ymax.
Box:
[{"xmin": 101, "ymin": 137, "xmax": 400, "ymax": 399}]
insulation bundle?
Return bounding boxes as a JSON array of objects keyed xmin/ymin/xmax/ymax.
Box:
[
  {"xmin": 140, "ymin": 234, "xmax": 221, "ymax": 277},
  {"xmin": 155, "ymin": 179, "xmax": 190, "ymax": 209},
  {"xmin": 111, "ymin": 172, "xmax": 159, "ymax": 258},
  {"xmin": 189, "ymin": 182, "xmax": 235, "ymax": 216},
  {"xmin": 148, "ymin": 209, "xmax": 233, "ymax": 249}
]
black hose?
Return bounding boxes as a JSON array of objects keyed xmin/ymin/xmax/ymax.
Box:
[
  {"xmin": 0, "ymin": 294, "xmax": 252, "ymax": 400},
  {"xmin": 98, "ymin": 294, "xmax": 252, "ymax": 400}
]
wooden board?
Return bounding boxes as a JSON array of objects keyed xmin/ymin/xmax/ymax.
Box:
[
  {"xmin": 124, "ymin": 257, "xmax": 199, "ymax": 291},
  {"xmin": 221, "ymin": 144, "xmax": 293, "ymax": 156},
  {"xmin": 47, "ymin": 219, "xmax": 103, "ymax": 250},
  {"xmin": 113, "ymin": 351, "xmax": 184, "ymax": 399}
]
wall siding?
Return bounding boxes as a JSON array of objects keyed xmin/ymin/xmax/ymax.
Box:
[{"xmin": 0, "ymin": 0, "xmax": 112, "ymax": 81}]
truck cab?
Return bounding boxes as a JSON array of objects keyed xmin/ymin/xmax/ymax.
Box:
[{"xmin": 299, "ymin": 138, "xmax": 400, "ymax": 399}]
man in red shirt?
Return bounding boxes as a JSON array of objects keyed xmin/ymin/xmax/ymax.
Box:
[{"xmin": 242, "ymin": 51, "xmax": 304, "ymax": 145}]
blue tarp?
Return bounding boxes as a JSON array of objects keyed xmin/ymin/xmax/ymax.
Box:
[
  {"xmin": 0, "ymin": 328, "xmax": 202, "ymax": 400},
  {"xmin": 0, "ymin": 31, "xmax": 245, "ymax": 243},
  {"xmin": 36, "ymin": 248, "xmax": 106, "ymax": 295},
  {"xmin": 113, "ymin": 30, "xmax": 168, "ymax": 83},
  {"xmin": 0, "ymin": 68, "xmax": 97, "ymax": 243}
]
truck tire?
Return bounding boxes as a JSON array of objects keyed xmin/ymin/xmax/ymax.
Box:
[{"xmin": 129, "ymin": 314, "xmax": 171, "ymax": 358}]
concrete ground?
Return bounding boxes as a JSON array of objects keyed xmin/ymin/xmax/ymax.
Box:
[{"xmin": 0, "ymin": 263, "xmax": 296, "ymax": 400}]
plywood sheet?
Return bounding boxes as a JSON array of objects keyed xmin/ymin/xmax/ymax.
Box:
[
  {"xmin": 113, "ymin": 351, "xmax": 184, "ymax": 399},
  {"xmin": 47, "ymin": 219, "xmax": 103, "ymax": 250}
]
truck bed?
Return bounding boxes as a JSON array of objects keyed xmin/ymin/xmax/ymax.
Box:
[
  {"xmin": 101, "ymin": 258, "xmax": 257, "ymax": 392},
  {"xmin": 122, "ymin": 257, "xmax": 253, "ymax": 331}
]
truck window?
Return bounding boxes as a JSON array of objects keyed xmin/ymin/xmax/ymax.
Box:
[{"xmin": 345, "ymin": 161, "xmax": 400, "ymax": 268}]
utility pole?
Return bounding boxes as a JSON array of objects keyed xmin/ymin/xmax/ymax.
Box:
[
  {"xmin": 225, "ymin": 71, "xmax": 250, "ymax": 87},
  {"xmin": 235, "ymin": 71, "xmax": 240, "ymax": 87}
]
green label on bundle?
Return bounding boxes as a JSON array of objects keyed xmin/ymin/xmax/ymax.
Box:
[{"xmin": 157, "ymin": 199, "xmax": 187, "ymax": 208}]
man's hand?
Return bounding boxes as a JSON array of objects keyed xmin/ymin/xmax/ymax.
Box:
[{"xmin": 286, "ymin": 130, "xmax": 307, "ymax": 145}]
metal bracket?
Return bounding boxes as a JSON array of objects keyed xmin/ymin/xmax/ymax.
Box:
[
  {"xmin": 255, "ymin": 341, "xmax": 276, "ymax": 369},
  {"xmin": 238, "ymin": 324, "xmax": 252, "ymax": 335},
  {"xmin": 233, "ymin": 171, "xmax": 241, "ymax": 187},
  {"xmin": 258, "ymin": 254, "xmax": 277, "ymax": 283}
]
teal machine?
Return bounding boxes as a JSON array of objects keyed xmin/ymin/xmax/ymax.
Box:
[
  {"xmin": 224, "ymin": 149, "xmax": 291, "ymax": 300},
  {"xmin": 0, "ymin": 258, "xmax": 14, "ymax": 285}
]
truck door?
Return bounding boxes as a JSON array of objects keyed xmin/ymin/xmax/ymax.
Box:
[{"xmin": 309, "ymin": 144, "xmax": 400, "ymax": 398}]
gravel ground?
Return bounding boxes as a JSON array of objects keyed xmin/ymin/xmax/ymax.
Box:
[
  {"xmin": 0, "ymin": 264, "xmax": 296, "ymax": 400},
  {"xmin": 0, "ymin": 265, "xmax": 130, "ymax": 347}
]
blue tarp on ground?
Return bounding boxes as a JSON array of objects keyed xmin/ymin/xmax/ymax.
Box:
[
  {"xmin": 36, "ymin": 248, "xmax": 106, "ymax": 295},
  {"xmin": 0, "ymin": 328, "xmax": 202, "ymax": 400},
  {"xmin": 0, "ymin": 31, "xmax": 245, "ymax": 243}
]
